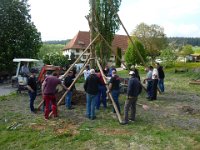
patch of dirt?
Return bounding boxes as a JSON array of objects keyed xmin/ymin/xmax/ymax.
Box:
[
  {"xmin": 29, "ymin": 123, "xmax": 46, "ymax": 131},
  {"xmin": 54, "ymin": 123, "xmax": 80, "ymax": 136},
  {"xmin": 178, "ymin": 105, "xmax": 200, "ymax": 115},
  {"xmin": 96, "ymin": 128, "xmax": 132, "ymax": 136}
]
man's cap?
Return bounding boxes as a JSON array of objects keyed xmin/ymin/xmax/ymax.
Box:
[
  {"xmin": 90, "ymin": 69, "xmax": 95, "ymax": 74},
  {"xmin": 129, "ymin": 71, "xmax": 135, "ymax": 75}
]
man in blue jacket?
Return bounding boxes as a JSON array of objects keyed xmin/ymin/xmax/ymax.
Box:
[{"xmin": 121, "ymin": 71, "xmax": 142, "ymax": 125}]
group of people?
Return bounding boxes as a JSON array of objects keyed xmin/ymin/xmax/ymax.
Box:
[
  {"xmin": 143, "ymin": 63, "xmax": 165, "ymax": 101},
  {"xmin": 26, "ymin": 63, "xmax": 164, "ymax": 125},
  {"xmin": 83, "ymin": 65, "xmax": 143, "ymax": 125}
]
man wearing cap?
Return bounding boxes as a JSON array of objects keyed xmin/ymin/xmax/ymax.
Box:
[
  {"xmin": 27, "ymin": 68, "xmax": 37, "ymax": 113},
  {"xmin": 108, "ymin": 70, "xmax": 121, "ymax": 113},
  {"xmin": 84, "ymin": 69, "xmax": 100, "ymax": 120},
  {"xmin": 121, "ymin": 70, "xmax": 142, "ymax": 125}
]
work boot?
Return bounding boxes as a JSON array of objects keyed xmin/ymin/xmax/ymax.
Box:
[{"xmin": 120, "ymin": 121, "xmax": 128, "ymax": 125}]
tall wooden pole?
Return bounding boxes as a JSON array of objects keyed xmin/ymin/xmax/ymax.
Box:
[{"xmin": 89, "ymin": 0, "xmax": 96, "ymax": 68}]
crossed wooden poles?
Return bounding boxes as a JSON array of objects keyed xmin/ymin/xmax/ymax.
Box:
[
  {"xmin": 37, "ymin": 33, "xmax": 122, "ymax": 123},
  {"xmin": 37, "ymin": 9, "xmax": 153, "ymax": 123}
]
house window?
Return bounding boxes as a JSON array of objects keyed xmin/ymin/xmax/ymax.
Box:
[{"xmin": 76, "ymin": 49, "xmax": 79, "ymax": 53}]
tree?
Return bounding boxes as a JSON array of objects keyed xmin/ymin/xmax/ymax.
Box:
[
  {"xmin": 70, "ymin": 52, "xmax": 76, "ymax": 64},
  {"xmin": 88, "ymin": 0, "xmax": 121, "ymax": 67},
  {"xmin": 160, "ymin": 48, "xmax": 176, "ymax": 67},
  {"xmin": 0, "ymin": 0, "xmax": 42, "ymax": 72},
  {"xmin": 115, "ymin": 47, "xmax": 122, "ymax": 67},
  {"xmin": 180, "ymin": 44, "xmax": 194, "ymax": 56},
  {"xmin": 37, "ymin": 44, "xmax": 65, "ymax": 59},
  {"xmin": 133, "ymin": 23, "xmax": 168, "ymax": 62},
  {"xmin": 43, "ymin": 52, "xmax": 69, "ymax": 67},
  {"xmin": 125, "ymin": 37, "xmax": 146, "ymax": 67},
  {"xmin": 179, "ymin": 44, "xmax": 194, "ymax": 62}
]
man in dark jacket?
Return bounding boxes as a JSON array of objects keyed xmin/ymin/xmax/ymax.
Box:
[
  {"xmin": 156, "ymin": 63, "xmax": 165, "ymax": 92},
  {"xmin": 84, "ymin": 69, "xmax": 100, "ymax": 120},
  {"xmin": 27, "ymin": 68, "xmax": 37, "ymax": 113},
  {"xmin": 121, "ymin": 71, "xmax": 142, "ymax": 125},
  {"xmin": 64, "ymin": 71, "xmax": 75, "ymax": 109},
  {"xmin": 108, "ymin": 70, "xmax": 121, "ymax": 113}
]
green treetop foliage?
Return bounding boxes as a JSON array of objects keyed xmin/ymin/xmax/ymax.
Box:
[
  {"xmin": 180, "ymin": 44, "xmax": 194, "ymax": 57},
  {"xmin": 37, "ymin": 44, "xmax": 65, "ymax": 59},
  {"xmin": 160, "ymin": 48, "xmax": 176, "ymax": 67},
  {"xmin": 125, "ymin": 37, "xmax": 147, "ymax": 67},
  {"xmin": 132, "ymin": 22, "xmax": 168, "ymax": 62},
  {"xmin": 0, "ymin": 0, "xmax": 42, "ymax": 72},
  {"xmin": 43, "ymin": 52, "xmax": 69, "ymax": 67},
  {"xmin": 89, "ymin": 0, "xmax": 121, "ymax": 67}
]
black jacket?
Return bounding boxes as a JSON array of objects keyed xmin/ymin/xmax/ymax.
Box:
[
  {"xmin": 127, "ymin": 77, "xmax": 142, "ymax": 97},
  {"xmin": 64, "ymin": 76, "xmax": 75, "ymax": 91},
  {"xmin": 84, "ymin": 74, "xmax": 100, "ymax": 95},
  {"xmin": 157, "ymin": 66, "xmax": 165, "ymax": 79}
]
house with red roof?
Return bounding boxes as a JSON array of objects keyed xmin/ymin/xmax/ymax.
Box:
[{"xmin": 63, "ymin": 31, "xmax": 128, "ymax": 64}]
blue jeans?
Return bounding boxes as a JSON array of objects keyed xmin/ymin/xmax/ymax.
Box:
[
  {"xmin": 111, "ymin": 90, "xmax": 120, "ymax": 113},
  {"xmin": 96, "ymin": 85, "xmax": 107, "ymax": 109},
  {"xmin": 28, "ymin": 91, "xmax": 37, "ymax": 112},
  {"xmin": 65, "ymin": 91, "xmax": 72, "ymax": 109},
  {"xmin": 86, "ymin": 93, "xmax": 98, "ymax": 118},
  {"xmin": 158, "ymin": 79, "xmax": 164, "ymax": 92}
]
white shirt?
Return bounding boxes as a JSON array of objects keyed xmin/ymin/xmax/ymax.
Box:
[
  {"xmin": 152, "ymin": 68, "xmax": 158, "ymax": 79},
  {"xmin": 83, "ymin": 69, "xmax": 90, "ymax": 80}
]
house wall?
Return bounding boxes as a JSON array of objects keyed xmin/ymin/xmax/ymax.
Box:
[{"xmin": 63, "ymin": 49, "xmax": 119, "ymax": 63}]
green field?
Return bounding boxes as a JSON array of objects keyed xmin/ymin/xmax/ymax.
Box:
[{"xmin": 0, "ymin": 63, "xmax": 200, "ymax": 150}]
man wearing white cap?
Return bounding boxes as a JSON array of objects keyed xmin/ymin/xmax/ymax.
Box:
[
  {"xmin": 84, "ymin": 69, "xmax": 100, "ymax": 120},
  {"xmin": 121, "ymin": 70, "xmax": 142, "ymax": 125}
]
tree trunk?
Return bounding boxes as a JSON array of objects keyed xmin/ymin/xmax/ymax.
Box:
[{"xmin": 89, "ymin": 0, "xmax": 96, "ymax": 69}]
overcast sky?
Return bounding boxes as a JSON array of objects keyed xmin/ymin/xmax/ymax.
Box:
[{"xmin": 29, "ymin": 0, "xmax": 200, "ymax": 41}]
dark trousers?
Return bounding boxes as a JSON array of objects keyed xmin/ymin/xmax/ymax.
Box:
[
  {"xmin": 96, "ymin": 85, "xmax": 107, "ymax": 109},
  {"xmin": 111, "ymin": 90, "xmax": 120, "ymax": 113},
  {"xmin": 147, "ymin": 81, "xmax": 153, "ymax": 98},
  {"xmin": 124, "ymin": 97, "xmax": 137, "ymax": 123},
  {"xmin": 28, "ymin": 91, "xmax": 37, "ymax": 112},
  {"xmin": 151, "ymin": 79, "xmax": 158, "ymax": 100}
]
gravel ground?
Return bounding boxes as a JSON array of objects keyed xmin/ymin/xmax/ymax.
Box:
[{"xmin": 0, "ymin": 84, "xmax": 16, "ymax": 96}]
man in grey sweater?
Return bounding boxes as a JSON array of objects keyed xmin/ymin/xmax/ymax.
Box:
[{"xmin": 121, "ymin": 71, "xmax": 142, "ymax": 125}]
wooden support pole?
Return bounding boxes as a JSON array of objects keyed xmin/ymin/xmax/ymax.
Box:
[
  {"xmin": 37, "ymin": 99, "xmax": 44, "ymax": 111},
  {"xmin": 96, "ymin": 60, "xmax": 122, "ymax": 123},
  {"xmin": 48, "ymin": 56, "xmax": 92, "ymax": 117}
]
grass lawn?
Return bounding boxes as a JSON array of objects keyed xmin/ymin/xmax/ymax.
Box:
[{"xmin": 0, "ymin": 64, "xmax": 200, "ymax": 150}]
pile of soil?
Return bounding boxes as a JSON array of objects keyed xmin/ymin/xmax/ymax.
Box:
[{"xmin": 56, "ymin": 90, "xmax": 86, "ymax": 106}]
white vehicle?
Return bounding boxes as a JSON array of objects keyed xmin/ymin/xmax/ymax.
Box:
[{"xmin": 11, "ymin": 58, "xmax": 42, "ymax": 92}]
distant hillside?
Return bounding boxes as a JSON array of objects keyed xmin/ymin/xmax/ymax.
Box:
[
  {"xmin": 168, "ymin": 37, "xmax": 200, "ymax": 46},
  {"xmin": 43, "ymin": 39, "xmax": 71, "ymax": 45},
  {"xmin": 42, "ymin": 37, "xmax": 200, "ymax": 46}
]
